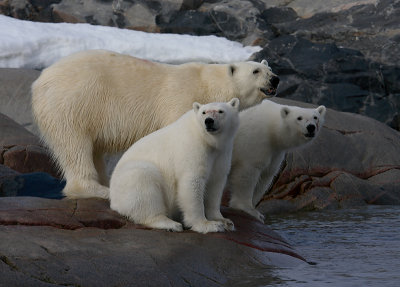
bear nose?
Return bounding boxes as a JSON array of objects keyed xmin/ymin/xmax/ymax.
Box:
[
  {"xmin": 307, "ymin": 124, "xmax": 316, "ymax": 133},
  {"xmin": 205, "ymin": 117, "xmax": 214, "ymax": 127},
  {"xmin": 271, "ymin": 76, "xmax": 280, "ymax": 88}
]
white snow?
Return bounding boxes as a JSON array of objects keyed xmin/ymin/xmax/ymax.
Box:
[{"xmin": 0, "ymin": 15, "xmax": 261, "ymax": 69}]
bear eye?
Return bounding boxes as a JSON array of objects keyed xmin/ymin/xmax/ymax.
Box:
[
  {"xmin": 314, "ymin": 116, "xmax": 318, "ymax": 120},
  {"xmin": 297, "ymin": 116, "xmax": 303, "ymax": 121},
  {"xmin": 253, "ymin": 69, "xmax": 260, "ymax": 74},
  {"xmin": 202, "ymin": 111, "xmax": 206, "ymax": 115},
  {"xmin": 218, "ymin": 110, "xmax": 224, "ymax": 114}
]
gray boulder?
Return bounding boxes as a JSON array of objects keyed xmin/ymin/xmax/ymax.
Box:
[{"xmin": 0, "ymin": 68, "xmax": 40, "ymax": 135}]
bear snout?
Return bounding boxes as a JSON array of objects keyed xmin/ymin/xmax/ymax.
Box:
[
  {"xmin": 205, "ymin": 117, "xmax": 217, "ymax": 132},
  {"xmin": 270, "ymin": 76, "xmax": 280, "ymax": 89},
  {"xmin": 261, "ymin": 76, "xmax": 280, "ymax": 96},
  {"xmin": 305, "ymin": 124, "xmax": 316, "ymax": 137}
]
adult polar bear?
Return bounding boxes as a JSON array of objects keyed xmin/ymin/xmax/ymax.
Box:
[
  {"xmin": 110, "ymin": 99, "xmax": 239, "ymax": 233},
  {"xmin": 31, "ymin": 50, "xmax": 279, "ymax": 199}
]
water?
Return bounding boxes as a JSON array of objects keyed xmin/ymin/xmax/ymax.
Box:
[{"xmin": 266, "ymin": 205, "xmax": 400, "ymax": 287}]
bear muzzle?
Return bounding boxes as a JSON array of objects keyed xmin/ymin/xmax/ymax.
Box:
[
  {"xmin": 205, "ymin": 117, "xmax": 218, "ymax": 132},
  {"xmin": 261, "ymin": 76, "xmax": 280, "ymax": 97},
  {"xmin": 305, "ymin": 124, "xmax": 316, "ymax": 138}
]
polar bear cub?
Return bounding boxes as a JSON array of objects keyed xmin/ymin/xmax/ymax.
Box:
[
  {"xmin": 110, "ymin": 99, "xmax": 240, "ymax": 233},
  {"xmin": 227, "ymin": 100, "xmax": 326, "ymax": 222}
]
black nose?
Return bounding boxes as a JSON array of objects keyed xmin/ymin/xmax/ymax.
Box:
[
  {"xmin": 307, "ymin": 124, "xmax": 316, "ymax": 133},
  {"xmin": 271, "ymin": 76, "xmax": 280, "ymax": 88},
  {"xmin": 205, "ymin": 117, "xmax": 214, "ymax": 127}
]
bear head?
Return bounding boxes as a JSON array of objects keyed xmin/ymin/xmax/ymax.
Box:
[
  {"xmin": 280, "ymin": 105, "xmax": 326, "ymax": 147},
  {"xmin": 229, "ymin": 60, "xmax": 279, "ymax": 109},
  {"xmin": 193, "ymin": 98, "xmax": 240, "ymax": 137}
]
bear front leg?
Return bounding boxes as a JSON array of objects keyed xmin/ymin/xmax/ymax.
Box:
[
  {"xmin": 228, "ymin": 164, "xmax": 265, "ymax": 222},
  {"xmin": 205, "ymin": 172, "xmax": 234, "ymax": 231},
  {"xmin": 177, "ymin": 176, "xmax": 226, "ymax": 234}
]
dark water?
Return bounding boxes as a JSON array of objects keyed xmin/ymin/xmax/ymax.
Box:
[{"xmin": 266, "ymin": 206, "xmax": 400, "ymax": 287}]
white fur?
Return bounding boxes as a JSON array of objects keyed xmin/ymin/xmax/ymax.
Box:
[
  {"xmin": 110, "ymin": 99, "xmax": 240, "ymax": 234},
  {"xmin": 31, "ymin": 50, "xmax": 277, "ymax": 199},
  {"xmin": 227, "ymin": 100, "xmax": 326, "ymax": 222}
]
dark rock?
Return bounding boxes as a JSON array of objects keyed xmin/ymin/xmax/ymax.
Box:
[
  {"xmin": 0, "ymin": 171, "xmax": 65, "ymax": 198},
  {"xmin": 157, "ymin": 10, "xmax": 220, "ymax": 36},
  {"xmin": 181, "ymin": 0, "xmax": 204, "ymax": 10},
  {"xmin": 260, "ymin": 7, "xmax": 298, "ymax": 24},
  {"xmin": 251, "ymin": 35, "xmax": 400, "ymax": 126},
  {"xmin": 0, "ymin": 0, "xmax": 61, "ymax": 22},
  {"xmin": 390, "ymin": 114, "xmax": 400, "ymax": 131},
  {"xmin": 0, "ymin": 197, "xmax": 306, "ymax": 286},
  {"xmin": 255, "ymin": 98, "xmax": 400, "ymax": 214},
  {"xmin": 0, "ymin": 164, "xmax": 21, "ymax": 197},
  {"xmin": 2, "ymin": 145, "xmax": 57, "ymax": 176},
  {"xmin": 0, "ymin": 113, "xmax": 59, "ymax": 177}
]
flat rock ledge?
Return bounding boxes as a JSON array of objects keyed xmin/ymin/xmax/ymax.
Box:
[{"xmin": 0, "ymin": 197, "xmax": 305, "ymax": 287}]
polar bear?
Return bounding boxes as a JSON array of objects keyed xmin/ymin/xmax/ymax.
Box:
[
  {"xmin": 227, "ymin": 100, "xmax": 326, "ymax": 222},
  {"xmin": 31, "ymin": 50, "xmax": 279, "ymax": 199},
  {"xmin": 110, "ymin": 99, "xmax": 240, "ymax": 233}
]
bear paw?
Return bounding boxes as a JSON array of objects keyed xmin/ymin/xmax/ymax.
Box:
[
  {"xmin": 246, "ymin": 208, "xmax": 265, "ymax": 223},
  {"xmin": 63, "ymin": 181, "xmax": 110, "ymax": 199},
  {"xmin": 146, "ymin": 215, "xmax": 183, "ymax": 232},
  {"xmin": 219, "ymin": 218, "xmax": 235, "ymax": 231},
  {"xmin": 190, "ymin": 220, "xmax": 226, "ymax": 234}
]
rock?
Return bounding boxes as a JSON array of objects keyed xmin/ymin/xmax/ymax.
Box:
[
  {"xmin": 158, "ymin": 1, "xmax": 268, "ymax": 44},
  {"xmin": 2, "ymin": 145, "xmax": 57, "ymax": 176},
  {"xmin": 0, "ymin": 170, "xmax": 65, "ymax": 198},
  {"xmin": 0, "ymin": 113, "xmax": 39, "ymax": 147},
  {"xmin": 251, "ymin": 35, "xmax": 400, "ymax": 127},
  {"xmin": 0, "ymin": 197, "xmax": 306, "ymax": 286},
  {"xmin": 0, "ymin": 113, "xmax": 59, "ymax": 177},
  {"xmin": 256, "ymin": 97, "xmax": 400, "ymax": 214},
  {"xmin": 52, "ymin": 0, "xmax": 184, "ymax": 32},
  {"xmin": 273, "ymin": 0, "xmax": 400, "ymax": 66},
  {"xmin": 0, "ymin": 68, "xmax": 41, "ymax": 135},
  {"xmin": 0, "ymin": 164, "xmax": 21, "ymax": 196}
]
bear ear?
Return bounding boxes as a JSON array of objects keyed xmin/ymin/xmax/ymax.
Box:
[
  {"xmin": 281, "ymin": 107, "xmax": 290, "ymax": 118},
  {"xmin": 261, "ymin": 59, "xmax": 269, "ymax": 66},
  {"xmin": 193, "ymin": 102, "xmax": 202, "ymax": 113},
  {"xmin": 317, "ymin": 105, "xmax": 326, "ymax": 117},
  {"xmin": 229, "ymin": 64, "xmax": 236, "ymax": 76},
  {"xmin": 228, "ymin": 98, "xmax": 240, "ymax": 110}
]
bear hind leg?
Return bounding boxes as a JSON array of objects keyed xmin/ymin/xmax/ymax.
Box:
[
  {"xmin": 50, "ymin": 136, "xmax": 110, "ymax": 199},
  {"xmin": 110, "ymin": 161, "xmax": 182, "ymax": 231}
]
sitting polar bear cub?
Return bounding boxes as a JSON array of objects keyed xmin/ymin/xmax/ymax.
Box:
[
  {"xmin": 227, "ymin": 100, "xmax": 326, "ymax": 222},
  {"xmin": 110, "ymin": 99, "xmax": 240, "ymax": 234}
]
